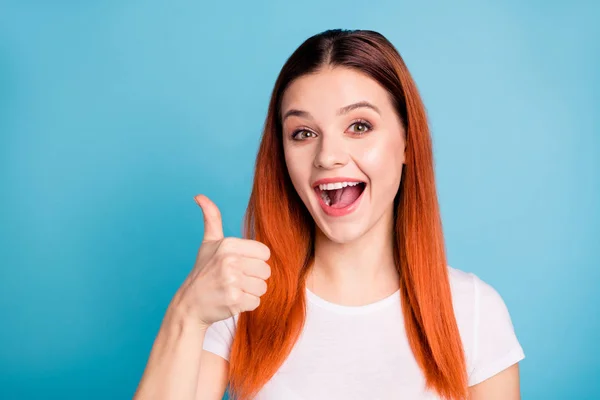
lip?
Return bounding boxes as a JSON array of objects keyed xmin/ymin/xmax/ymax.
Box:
[{"xmin": 313, "ymin": 178, "xmax": 367, "ymax": 217}]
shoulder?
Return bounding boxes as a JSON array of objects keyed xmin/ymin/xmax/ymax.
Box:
[
  {"xmin": 447, "ymin": 266, "xmax": 506, "ymax": 309},
  {"xmin": 447, "ymin": 265, "xmax": 519, "ymax": 329},
  {"xmin": 202, "ymin": 314, "xmax": 240, "ymax": 362},
  {"xmin": 447, "ymin": 266, "xmax": 525, "ymax": 386},
  {"xmin": 446, "ymin": 266, "xmax": 477, "ymax": 301},
  {"xmin": 447, "ymin": 265, "xmax": 516, "ymax": 316}
]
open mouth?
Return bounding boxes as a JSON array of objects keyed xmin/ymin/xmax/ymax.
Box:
[{"xmin": 314, "ymin": 181, "xmax": 367, "ymax": 209}]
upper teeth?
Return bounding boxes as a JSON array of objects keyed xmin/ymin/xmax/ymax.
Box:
[{"xmin": 318, "ymin": 181, "xmax": 361, "ymax": 190}]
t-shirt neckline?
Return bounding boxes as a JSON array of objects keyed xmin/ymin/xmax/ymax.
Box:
[{"xmin": 305, "ymin": 286, "xmax": 401, "ymax": 314}]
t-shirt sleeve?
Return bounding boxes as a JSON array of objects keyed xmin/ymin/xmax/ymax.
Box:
[
  {"xmin": 202, "ymin": 314, "xmax": 238, "ymax": 361},
  {"xmin": 467, "ymin": 274, "xmax": 525, "ymax": 386}
]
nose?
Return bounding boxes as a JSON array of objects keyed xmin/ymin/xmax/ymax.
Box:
[{"xmin": 313, "ymin": 133, "xmax": 349, "ymax": 169}]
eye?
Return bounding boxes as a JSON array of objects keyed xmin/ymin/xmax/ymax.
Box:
[
  {"xmin": 348, "ymin": 119, "xmax": 373, "ymax": 135},
  {"xmin": 291, "ymin": 129, "xmax": 317, "ymax": 141},
  {"xmin": 290, "ymin": 119, "xmax": 373, "ymax": 141}
]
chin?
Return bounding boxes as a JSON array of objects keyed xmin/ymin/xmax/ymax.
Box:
[{"xmin": 315, "ymin": 220, "xmax": 370, "ymax": 244}]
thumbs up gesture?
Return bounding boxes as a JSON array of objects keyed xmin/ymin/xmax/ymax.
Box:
[{"xmin": 170, "ymin": 195, "xmax": 272, "ymax": 330}]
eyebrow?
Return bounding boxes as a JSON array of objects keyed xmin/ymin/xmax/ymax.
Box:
[{"xmin": 282, "ymin": 101, "xmax": 381, "ymax": 122}]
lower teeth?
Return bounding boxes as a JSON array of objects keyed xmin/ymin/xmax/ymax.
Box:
[{"xmin": 321, "ymin": 191, "xmax": 331, "ymax": 206}]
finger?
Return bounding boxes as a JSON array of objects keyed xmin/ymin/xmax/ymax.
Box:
[
  {"xmin": 194, "ymin": 194, "xmax": 224, "ymax": 242},
  {"xmin": 219, "ymin": 237, "xmax": 271, "ymax": 261},
  {"xmin": 239, "ymin": 292, "xmax": 261, "ymax": 313},
  {"xmin": 240, "ymin": 258, "xmax": 271, "ymax": 281},
  {"xmin": 240, "ymin": 275, "xmax": 268, "ymax": 298}
]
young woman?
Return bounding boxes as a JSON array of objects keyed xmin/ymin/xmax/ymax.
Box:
[{"xmin": 134, "ymin": 29, "xmax": 525, "ymax": 400}]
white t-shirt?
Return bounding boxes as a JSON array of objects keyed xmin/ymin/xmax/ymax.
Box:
[{"xmin": 202, "ymin": 267, "xmax": 525, "ymax": 399}]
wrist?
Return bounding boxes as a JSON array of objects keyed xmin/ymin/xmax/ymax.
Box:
[{"xmin": 166, "ymin": 296, "xmax": 211, "ymax": 334}]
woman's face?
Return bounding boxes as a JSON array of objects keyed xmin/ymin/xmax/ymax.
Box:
[{"xmin": 281, "ymin": 66, "xmax": 406, "ymax": 244}]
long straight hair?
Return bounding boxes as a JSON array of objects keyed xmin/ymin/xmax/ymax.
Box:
[{"xmin": 228, "ymin": 29, "xmax": 467, "ymax": 400}]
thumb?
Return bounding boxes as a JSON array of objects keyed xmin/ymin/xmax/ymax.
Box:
[{"xmin": 194, "ymin": 194, "xmax": 224, "ymax": 242}]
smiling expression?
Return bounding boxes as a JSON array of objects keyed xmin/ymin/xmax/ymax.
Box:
[{"xmin": 281, "ymin": 66, "xmax": 407, "ymax": 243}]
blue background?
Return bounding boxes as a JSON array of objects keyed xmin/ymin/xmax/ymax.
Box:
[{"xmin": 1, "ymin": 1, "xmax": 598, "ymax": 399}]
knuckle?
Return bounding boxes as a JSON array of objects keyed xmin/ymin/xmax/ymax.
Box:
[
  {"xmin": 220, "ymin": 253, "xmax": 239, "ymax": 267},
  {"xmin": 222, "ymin": 269, "xmax": 238, "ymax": 286},
  {"xmin": 220, "ymin": 265, "xmax": 239, "ymax": 285},
  {"xmin": 219, "ymin": 237, "xmax": 236, "ymax": 253},
  {"xmin": 225, "ymin": 287, "xmax": 242, "ymax": 305}
]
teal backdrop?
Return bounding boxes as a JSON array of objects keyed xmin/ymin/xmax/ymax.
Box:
[{"xmin": 1, "ymin": 1, "xmax": 598, "ymax": 399}]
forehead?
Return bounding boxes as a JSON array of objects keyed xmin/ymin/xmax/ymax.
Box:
[{"xmin": 281, "ymin": 67, "xmax": 393, "ymax": 117}]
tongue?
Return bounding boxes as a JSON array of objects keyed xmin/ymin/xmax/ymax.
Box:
[{"xmin": 329, "ymin": 185, "xmax": 362, "ymax": 208}]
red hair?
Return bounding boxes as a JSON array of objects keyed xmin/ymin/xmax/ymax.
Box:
[{"xmin": 228, "ymin": 29, "xmax": 467, "ymax": 400}]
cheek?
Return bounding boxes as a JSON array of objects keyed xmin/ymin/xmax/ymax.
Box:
[
  {"xmin": 356, "ymin": 139, "xmax": 402, "ymax": 176},
  {"xmin": 354, "ymin": 137, "xmax": 404, "ymax": 196},
  {"xmin": 284, "ymin": 148, "xmax": 310, "ymax": 193}
]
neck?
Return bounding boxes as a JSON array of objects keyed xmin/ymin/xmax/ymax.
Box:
[{"xmin": 307, "ymin": 207, "xmax": 400, "ymax": 305}]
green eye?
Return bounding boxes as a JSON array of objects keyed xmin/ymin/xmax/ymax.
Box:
[{"xmin": 349, "ymin": 120, "xmax": 372, "ymax": 134}]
